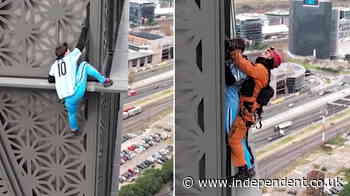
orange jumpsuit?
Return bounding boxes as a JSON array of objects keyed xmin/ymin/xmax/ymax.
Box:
[{"xmin": 229, "ymin": 51, "xmax": 269, "ymax": 167}]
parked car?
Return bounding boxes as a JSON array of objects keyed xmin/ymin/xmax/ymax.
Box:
[
  {"xmin": 128, "ymin": 145, "xmax": 137, "ymax": 151},
  {"xmin": 141, "ymin": 142, "xmax": 151, "ymax": 149},
  {"xmin": 119, "ymin": 176, "xmax": 126, "ymax": 183},
  {"xmin": 129, "ymin": 152, "xmax": 136, "ymax": 159},
  {"xmin": 134, "ymin": 167, "xmax": 141, "ymax": 174},
  {"xmin": 144, "ymin": 160, "xmax": 153, "ymax": 165},
  {"xmin": 160, "ymin": 149, "xmax": 169, "ymax": 156},
  {"xmin": 140, "ymin": 162, "xmax": 148, "ymax": 169},
  {"xmin": 159, "ymin": 157, "xmax": 168, "ymax": 162},
  {"xmin": 156, "ymin": 159, "xmax": 165, "ymax": 164},
  {"xmin": 136, "ymin": 164, "xmax": 144, "ymax": 170},
  {"xmin": 128, "ymin": 169, "xmax": 137, "ymax": 176},
  {"xmin": 138, "ymin": 145, "xmax": 146, "ymax": 151},
  {"xmin": 166, "ymin": 145, "xmax": 173, "ymax": 151},
  {"xmin": 147, "ymin": 157, "xmax": 156, "ymax": 163},
  {"xmin": 122, "ymin": 173, "xmax": 130, "ymax": 179},
  {"xmin": 128, "ymin": 90, "xmax": 137, "ymax": 96}
]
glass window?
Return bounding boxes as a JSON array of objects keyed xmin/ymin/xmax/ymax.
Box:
[
  {"xmin": 147, "ymin": 55, "xmax": 153, "ymax": 64},
  {"xmin": 162, "ymin": 49, "xmax": 170, "ymax": 61},
  {"xmin": 131, "ymin": 59, "xmax": 137, "ymax": 67},
  {"xmin": 140, "ymin": 57, "xmax": 146, "ymax": 67}
]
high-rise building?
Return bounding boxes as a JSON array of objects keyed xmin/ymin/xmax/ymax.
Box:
[
  {"xmin": 265, "ymin": 10, "xmax": 289, "ymax": 26},
  {"xmin": 236, "ymin": 14, "xmax": 264, "ymax": 45},
  {"xmin": 129, "ymin": 0, "xmax": 156, "ymax": 26},
  {"xmin": 289, "ymin": 0, "xmax": 350, "ymax": 59},
  {"xmin": 331, "ymin": 7, "xmax": 350, "ymax": 58},
  {"xmin": 289, "ymin": 0, "xmax": 333, "ymax": 59}
]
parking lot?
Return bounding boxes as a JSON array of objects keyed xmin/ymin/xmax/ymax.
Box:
[{"xmin": 119, "ymin": 129, "xmax": 173, "ymax": 186}]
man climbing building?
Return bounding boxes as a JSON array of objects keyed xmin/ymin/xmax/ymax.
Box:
[
  {"xmin": 48, "ymin": 3, "xmax": 113, "ymax": 135},
  {"xmin": 227, "ymin": 38, "xmax": 282, "ymax": 180}
]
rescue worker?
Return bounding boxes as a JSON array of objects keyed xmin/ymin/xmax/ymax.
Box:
[
  {"xmin": 225, "ymin": 38, "xmax": 256, "ymax": 179},
  {"xmin": 228, "ymin": 39, "xmax": 282, "ymax": 180}
]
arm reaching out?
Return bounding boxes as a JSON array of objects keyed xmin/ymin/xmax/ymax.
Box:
[
  {"xmin": 75, "ymin": 2, "xmax": 90, "ymax": 51},
  {"xmin": 231, "ymin": 50, "xmax": 260, "ymax": 78}
]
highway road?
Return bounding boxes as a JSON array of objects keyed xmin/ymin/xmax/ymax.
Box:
[
  {"xmin": 123, "ymin": 96, "xmax": 173, "ymax": 133},
  {"xmin": 134, "ymin": 64, "xmax": 173, "ymax": 82},
  {"xmin": 252, "ymin": 103, "xmax": 348, "ymax": 148},
  {"xmin": 257, "ymin": 119, "xmax": 350, "ymax": 179},
  {"xmin": 125, "ymin": 78, "xmax": 173, "ymax": 103},
  {"xmin": 263, "ymin": 93, "xmax": 313, "ymax": 119}
]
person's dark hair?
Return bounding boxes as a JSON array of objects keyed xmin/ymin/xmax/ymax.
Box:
[
  {"xmin": 55, "ymin": 43, "xmax": 68, "ymax": 59},
  {"xmin": 225, "ymin": 38, "xmax": 246, "ymax": 60}
]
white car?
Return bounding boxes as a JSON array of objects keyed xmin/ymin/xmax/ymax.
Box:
[
  {"xmin": 160, "ymin": 149, "xmax": 169, "ymax": 156},
  {"xmin": 129, "ymin": 152, "xmax": 136, "ymax": 159}
]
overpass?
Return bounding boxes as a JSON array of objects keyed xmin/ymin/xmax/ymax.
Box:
[{"xmin": 0, "ymin": 1, "xmax": 127, "ymax": 196}]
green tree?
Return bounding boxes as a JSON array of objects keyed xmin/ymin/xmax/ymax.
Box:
[
  {"xmin": 118, "ymin": 159, "xmax": 174, "ymax": 195},
  {"xmin": 119, "ymin": 184, "xmax": 144, "ymax": 196},
  {"xmin": 340, "ymin": 183, "xmax": 350, "ymax": 196},
  {"xmin": 136, "ymin": 169, "xmax": 162, "ymax": 195},
  {"xmin": 160, "ymin": 159, "xmax": 173, "ymax": 183}
]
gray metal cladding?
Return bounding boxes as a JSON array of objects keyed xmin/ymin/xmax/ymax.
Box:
[
  {"xmin": 0, "ymin": 0, "xmax": 89, "ymax": 78},
  {"xmin": 0, "ymin": 88, "xmax": 96, "ymax": 196},
  {"xmin": 0, "ymin": 0, "xmax": 127, "ymax": 196}
]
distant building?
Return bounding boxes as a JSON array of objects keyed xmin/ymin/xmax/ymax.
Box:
[
  {"xmin": 265, "ymin": 10, "xmax": 289, "ymax": 26},
  {"xmin": 128, "ymin": 42, "xmax": 154, "ymax": 69},
  {"xmin": 128, "ymin": 49, "xmax": 154, "ymax": 69},
  {"xmin": 331, "ymin": 7, "xmax": 350, "ymax": 58},
  {"xmin": 155, "ymin": 7, "xmax": 174, "ymax": 18},
  {"xmin": 236, "ymin": 13, "xmax": 289, "ymax": 41},
  {"xmin": 236, "ymin": 14, "xmax": 264, "ymax": 45},
  {"xmin": 128, "ymin": 31, "xmax": 174, "ymax": 64},
  {"xmin": 129, "ymin": 0, "xmax": 156, "ymax": 26},
  {"xmin": 270, "ymin": 62, "xmax": 305, "ymax": 98},
  {"xmin": 289, "ymin": 0, "xmax": 333, "ymax": 59},
  {"xmin": 289, "ymin": 0, "xmax": 350, "ymax": 59}
]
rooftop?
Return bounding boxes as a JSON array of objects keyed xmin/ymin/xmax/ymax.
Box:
[
  {"xmin": 265, "ymin": 10, "xmax": 290, "ymax": 16},
  {"xmin": 129, "ymin": 31, "xmax": 163, "ymax": 40},
  {"xmin": 272, "ymin": 62, "xmax": 305, "ymax": 78},
  {"xmin": 129, "ymin": 0, "xmax": 155, "ymax": 4},
  {"xmin": 236, "ymin": 13, "xmax": 266, "ymax": 21},
  {"xmin": 155, "ymin": 7, "xmax": 174, "ymax": 16},
  {"xmin": 262, "ymin": 24, "xmax": 288, "ymax": 35},
  {"xmin": 128, "ymin": 49, "xmax": 154, "ymax": 60}
]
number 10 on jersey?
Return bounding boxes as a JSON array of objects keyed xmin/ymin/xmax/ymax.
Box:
[{"xmin": 58, "ymin": 61, "xmax": 67, "ymax": 77}]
